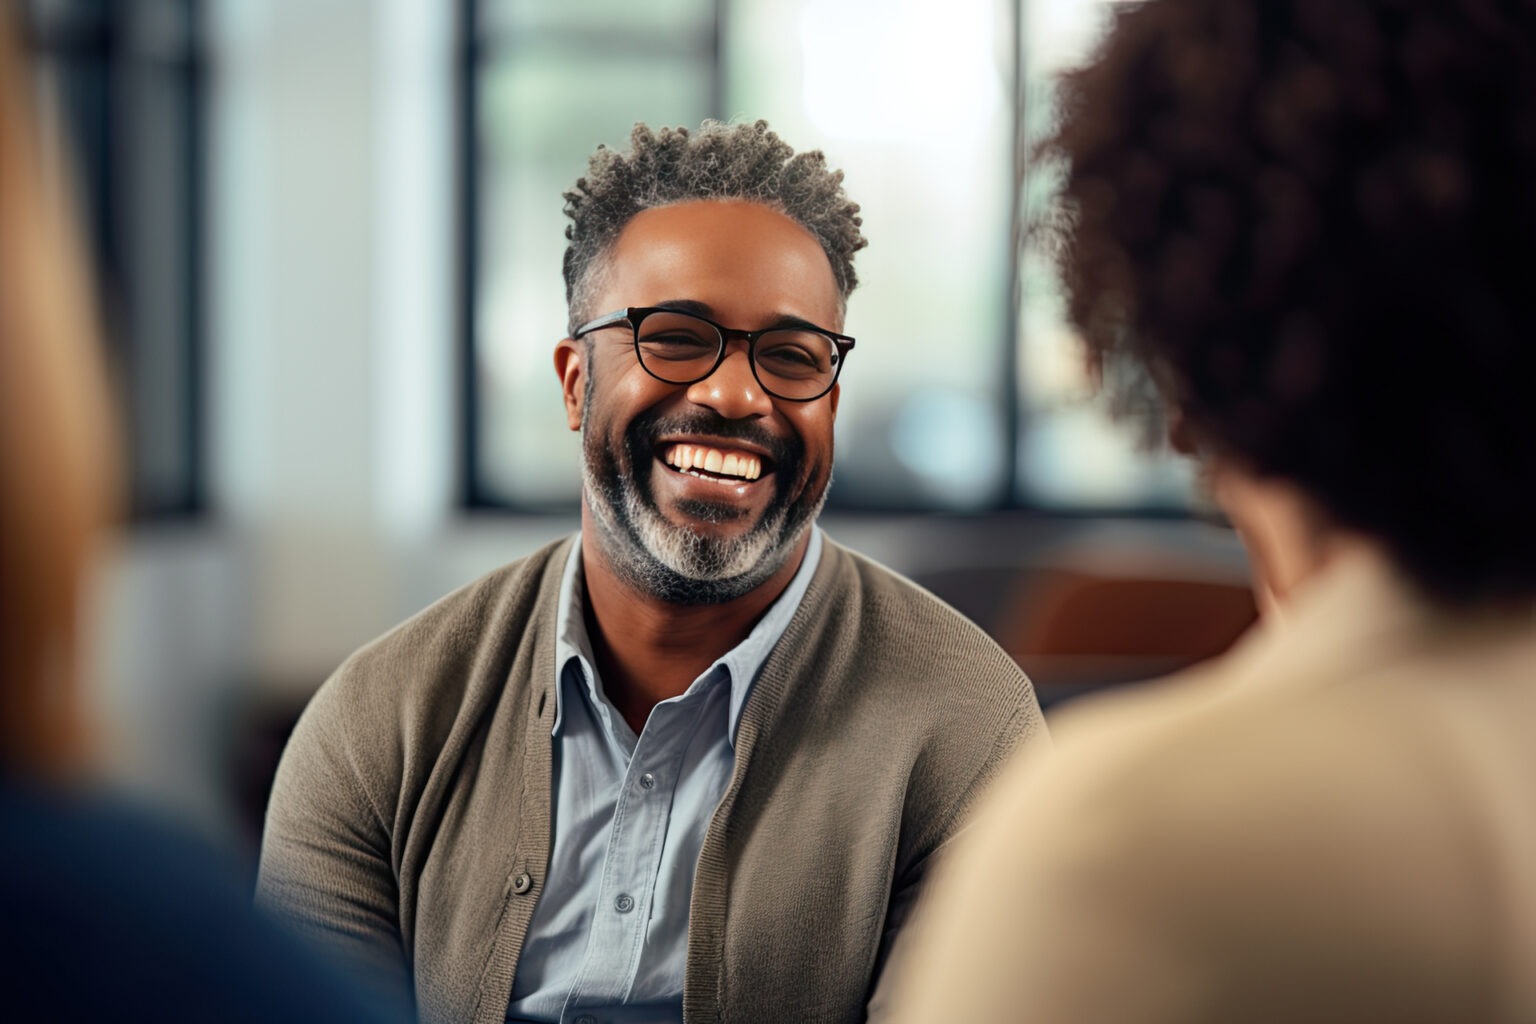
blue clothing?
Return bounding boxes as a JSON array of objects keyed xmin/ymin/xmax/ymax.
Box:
[
  {"xmin": 506, "ymin": 530, "xmax": 824, "ymax": 1024},
  {"xmin": 0, "ymin": 777, "xmax": 411, "ymax": 1023}
]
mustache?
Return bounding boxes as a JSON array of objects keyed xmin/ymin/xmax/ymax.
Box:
[{"xmin": 627, "ymin": 408, "xmax": 798, "ymax": 468}]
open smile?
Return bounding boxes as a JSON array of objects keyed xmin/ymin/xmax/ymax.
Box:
[{"xmin": 658, "ymin": 440, "xmax": 772, "ymax": 485}]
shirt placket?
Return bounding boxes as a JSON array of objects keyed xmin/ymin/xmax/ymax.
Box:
[{"xmin": 561, "ymin": 693, "xmax": 706, "ymax": 1020}]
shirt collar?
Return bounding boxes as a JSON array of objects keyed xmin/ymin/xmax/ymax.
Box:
[{"xmin": 552, "ymin": 527, "xmax": 824, "ymax": 747}]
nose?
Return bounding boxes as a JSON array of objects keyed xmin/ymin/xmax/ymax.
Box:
[{"xmin": 684, "ymin": 340, "xmax": 772, "ymax": 419}]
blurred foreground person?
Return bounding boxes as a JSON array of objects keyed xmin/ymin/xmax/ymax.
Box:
[
  {"xmin": 0, "ymin": 13, "xmax": 408, "ymax": 1022},
  {"xmin": 891, "ymin": 1, "xmax": 1536, "ymax": 1021}
]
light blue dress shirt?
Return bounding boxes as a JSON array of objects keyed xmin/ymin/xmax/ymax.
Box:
[{"xmin": 506, "ymin": 529, "xmax": 824, "ymax": 1024}]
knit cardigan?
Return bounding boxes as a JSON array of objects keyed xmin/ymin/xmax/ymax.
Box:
[{"xmin": 257, "ymin": 536, "xmax": 1043, "ymax": 1024}]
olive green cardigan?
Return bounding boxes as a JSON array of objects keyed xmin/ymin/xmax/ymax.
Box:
[{"xmin": 257, "ymin": 535, "xmax": 1043, "ymax": 1024}]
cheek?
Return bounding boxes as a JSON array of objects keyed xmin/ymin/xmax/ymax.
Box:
[
  {"xmin": 586, "ymin": 364, "xmax": 671, "ymax": 435},
  {"xmin": 789, "ymin": 408, "xmax": 837, "ymax": 471}
]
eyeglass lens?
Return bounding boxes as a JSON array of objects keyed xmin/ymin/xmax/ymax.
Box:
[{"xmin": 635, "ymin": 310, "xmax": 839, "ymax": 400}]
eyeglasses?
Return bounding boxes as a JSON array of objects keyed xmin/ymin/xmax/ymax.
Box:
[{"xmin": 572, "ymin": 306, "xmax": 855, "ymax": 402}]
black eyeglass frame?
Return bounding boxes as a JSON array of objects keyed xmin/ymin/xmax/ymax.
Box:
[{"xmin": 573, "ymin": 306, "xmax": 856, "ymax": 403}]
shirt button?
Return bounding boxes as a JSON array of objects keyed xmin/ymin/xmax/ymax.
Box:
[
  {"xmin": 639, "ymin": 772, "xmax": 655, "ymax": 790},
  {"xmin": 614, "ymin": 893, "xmax": 635, "ymax": 914},
  {"xmin": 510, "ymin": 872, "xmax": 533, "ymax": 895}
]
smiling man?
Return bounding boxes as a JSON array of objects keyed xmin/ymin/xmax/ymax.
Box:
[{"xmin": 256, "ymin": 120, "xmax": 1044, "ymax": 1024}]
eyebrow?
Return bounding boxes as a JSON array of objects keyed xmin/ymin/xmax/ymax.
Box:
[{"xmin": 651, "ymin": 299, "xmax": 832, "ymax": 334}]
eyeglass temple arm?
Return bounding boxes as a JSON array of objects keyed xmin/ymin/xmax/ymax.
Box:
[{"xmin": 573, "ymin": 308, "xmax": 635, "ymax": 338}]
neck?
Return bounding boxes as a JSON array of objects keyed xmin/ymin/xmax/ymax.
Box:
[
  {"xmin": 1209, "ymin": 461, "xmax": 1351, "ymax": 618},
  {"xmin": 578, "ymin": 506, "xmax": 810, "ymax": 735}
]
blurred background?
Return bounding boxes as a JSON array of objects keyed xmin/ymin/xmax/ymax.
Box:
[{"xmin": 14, "ymin": 0, "xmax": 1249, "ymax": 859}]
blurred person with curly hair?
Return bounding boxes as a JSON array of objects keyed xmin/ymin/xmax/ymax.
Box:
[
  {"xmin": 0, "ymin": 10, "xmax": 409, "ymax": 1022},
  {"xmin": 257, "ymin": 120, "xmax": 1045, "ymax": 1024},
  {"xmin": 890, "ymin": 0, "xmax": 1536, "ymax": 1021}
]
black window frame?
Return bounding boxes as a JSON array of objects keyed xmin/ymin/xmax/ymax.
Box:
[{"xmin": 17, "ymin": 0, "xmax": 207, "ymax": 521}]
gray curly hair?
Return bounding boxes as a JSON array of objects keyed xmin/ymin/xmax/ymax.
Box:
[{"xmin": 561, "ymin": 120, "xmax": 867, "ymax": 332}]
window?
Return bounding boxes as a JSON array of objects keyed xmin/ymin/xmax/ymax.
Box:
[
  {"xmin": 463, "ymin": 0, "xmax": 721, "ymax": 508},
  {"xmin": 21, "ymin": 0, "xmax": 205, "ymax": 519},
  {"xmin": 463, "ymin": 0, "xmax": 1190, "ymax": 513}
]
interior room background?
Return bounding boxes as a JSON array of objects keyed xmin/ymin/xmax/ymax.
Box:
[{"xmin": 20, "ymin": 0, "xmax": 1247, "ymax": 854}]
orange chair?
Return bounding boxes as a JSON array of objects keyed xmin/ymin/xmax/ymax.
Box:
[{"xmin": 999, "ymin": 569, "xmax": 1258, "ymax": 708}]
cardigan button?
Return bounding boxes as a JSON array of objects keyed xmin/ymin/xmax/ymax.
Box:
[{"xmin": 510, "ymin": 872, "xmax": 533, "ymax": 895}]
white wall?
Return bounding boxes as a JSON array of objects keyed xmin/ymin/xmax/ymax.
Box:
[{"xmin": 93, "ymin": 0, "xmax": 475, "ymax": 829}]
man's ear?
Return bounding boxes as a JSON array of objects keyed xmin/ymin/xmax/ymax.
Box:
[
  {"xmin": 553, "ymin": 337, "xmax": 586, "ymax": 432},
  {"xmin": 827, "ymin": 382, "xmax": 840, "ymax": 420}
]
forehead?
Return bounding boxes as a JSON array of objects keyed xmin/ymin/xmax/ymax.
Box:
[{"xmin": 597, "ymin": 199, "xmax": 843, "ymax": 329}]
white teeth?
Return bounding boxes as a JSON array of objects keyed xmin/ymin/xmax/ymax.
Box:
[{"xmin": 662, "ymin": 444, "xmax": 764, "ymax": 481}]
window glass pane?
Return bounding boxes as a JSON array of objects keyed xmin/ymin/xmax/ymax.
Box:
[
  {"xmin": 119, "ymin": 63, "xmax": 197, "ymax": 512},
  {"xmin": 483, "ymin": 0, "xmax": 713, "ymax": 36},
  {"xmin": 727, "ymin": 0, "xmax": 1014, "ymax": 510},
  {"xmin": 29, "ymin": 0, "xmax": 204, "ymax": 517},
  {"xmin": 124, "ymin": 0, "xmax": 196, "ymax": 58},
  {"xmin": 27, "ymin": 0, "xmax": 109, "ymax": 35},
  {"xmin": 475, "ymin": 52, "xmax": 710, "ymax": 504},
  {"xmin": 1014, "ymin": 0, "xmax": 1192, "ymax": 507}
]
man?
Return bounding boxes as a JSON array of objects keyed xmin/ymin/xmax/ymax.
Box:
[
  {"xmin": 890, "ymin": 1, "xmax": 1536, "ymax": 1022},
  {"xmin": 258, "ymin": 120, "xmax": 1044, "ymax": 1024}
]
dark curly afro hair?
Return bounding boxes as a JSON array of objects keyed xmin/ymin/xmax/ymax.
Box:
[
  {"xmin": 561, "ymin": 120, "xmax": 866, "ymax": 331},
  {"xmin": 1042, "ymin": 0, "xmax": 1536, "ymax": 606}
]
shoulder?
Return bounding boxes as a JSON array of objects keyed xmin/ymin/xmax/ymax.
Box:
[
  {"xmin": 789, "ymin": 537, "xmax": 1047, "ymax": 781},
  {"xmin": 975, "ymin": 664, "xmax": 1485, "ymax": 958},
  {"xmin": 310, "ymin": 536, "xmax": 570, "ymax": 721},
  {"xmin": 803, "ymin": 538, "xmax": 1041, "ymax": 744},
  {"xmin": 816, "ymin": 536, "xmax": 978, "ymax": 618},
  {"xmin": 0, "ymin": 784, "xmax": 406, "ymax": 1022},
  {"xmin": 812, "ymin": 538, "xmax": 1030, "ymax": 691},
  {"xmin": 334, "ymin": 537, "xmax": 569, "ymax": 692},
  {"xmin": 282, "ymin": 537, "xmax": 570, "ymax": 794},
  {"xmin": 904, "ymin": 668, "xmax": 1494, "ymax": 1022},
  {"xmin": 1012, "ymin": 665, "xmax": 1446, "ymax": 843}
]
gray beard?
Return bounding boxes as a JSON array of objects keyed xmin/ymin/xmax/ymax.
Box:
[
  {"xmin": 581, "ymin": 450, "xmax": 826, "ymax": 606},
  {"xmin": 576, "ymin": 352, "xmax": 829, "ymax": 605}
]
